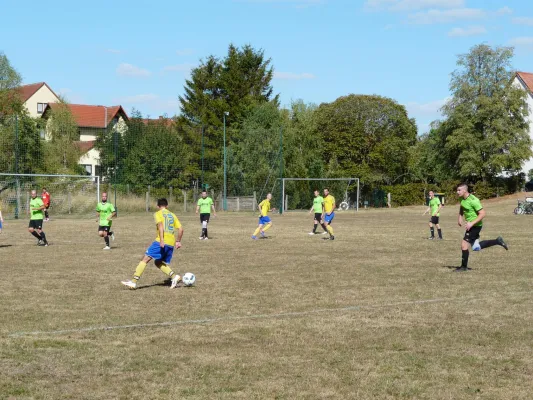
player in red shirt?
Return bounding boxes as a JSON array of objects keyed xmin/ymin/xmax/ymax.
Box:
[{"xmin": 42, "ymin": 187, "xmax": 51, "ymax": 221}]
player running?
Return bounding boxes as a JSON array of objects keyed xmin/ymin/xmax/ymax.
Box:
[
  {"xmin": 423, "ymin": 191, "xmax": 443, "ymax": 240},
  {"xmin": 28, "ymin": 190, "xmax": 49, "ymax": 246},
  {"xmin": 96, "ymin": 192, "xmax": 116, "ymax": 250},
  {"xmin": 455, "ymin": 183, "xmax": 508, "ymax": 272},
  {"xmin": 252, "ymin": 193, "xmax": 275, "ymax": 240},
  {"xmin": 121, "ymin": 198, "xmax": 183, "ymax": 289},
  {"xmin": 308, "ymin": 189, "xmax": 327, "ymax": 235},
  {"xmin": 196, "ymin": 190, "xmax": 216, "ymax": 240},
  {"xmin": 323, "ymin": 188, "xmax": 335, "ymax": 240}
]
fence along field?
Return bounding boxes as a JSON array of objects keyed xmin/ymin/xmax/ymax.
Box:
[{"xmin": 1, "ymin": 195, "xmax": 532, "ymax": 399}]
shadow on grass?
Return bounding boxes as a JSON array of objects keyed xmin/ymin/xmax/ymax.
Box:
[
  {"xmin": 0, "ymin": 244, "xmax": 13, "ymax": 248},
  {"xmin": 443, "ymin": 265, "xmax": 473, "ymax": 271}
]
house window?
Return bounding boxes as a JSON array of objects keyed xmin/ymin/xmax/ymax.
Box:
[
  {"xmin": 37, "ymin": 103, "xmax": 46, "ymax": 114},
  {"xmin": 39, "ymin": 129, "xmax": 46, "ymax": 139},
  {"xmin": 81, "ymin": 164, "xmax": 92, "ymax": 175}
]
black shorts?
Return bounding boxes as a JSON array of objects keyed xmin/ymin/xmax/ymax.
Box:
[
  {"xmin": 29, "ymin": 219, "xmax": 43, "ymax": 230},
  {"xmin": 430, "ymin": 216, "xmax": 439, "ymax": 224},
  {"xmin": 463, "ymin": 226, "xmax": 482, "ymax": 245},
  {"xmin": 98, "ymin": 226, "xmax": 111, "ymax": 233},
  {"xmin": 314, "ymin": 213, "xmax": 323, "ymax": 221},
  {"xmin": 200, "ymin": 213, "xmax": 210, "ymax": 223}
]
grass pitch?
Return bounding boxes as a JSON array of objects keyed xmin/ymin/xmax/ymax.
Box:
[{"xmin": 1, "ymin": 195, "xmax": 532, "ymax": 399}]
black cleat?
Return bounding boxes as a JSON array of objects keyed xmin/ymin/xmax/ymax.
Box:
[
  {"xmin": 330, "ymin": 236, "xmax": 335, "ymax": 240},
  {"xmin": 497, "ymin": 236, "xmax": 508, "ymax": 250},
  {"xmin": 453, "ymin": 266, "xmax": 470, "ymax": 272}
]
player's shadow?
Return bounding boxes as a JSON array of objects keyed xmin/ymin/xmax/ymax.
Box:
[
  {"xmin": 135, "ymin": 280, "xmax": 173, "ymax": 290},
  {"xmin": 442, "ymin": 265, "xmax": 473, "ymax": 271},
  {"xmin": 259, "ymin": 236, "xmax": 272, "ymax": 240},
  {"xmin": 0, "ymin": 244, "xmax": 12, "ymax": 248}
]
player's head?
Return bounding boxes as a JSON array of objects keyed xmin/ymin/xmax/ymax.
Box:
[
  {"xmin": 266, "ymin": 193, "xmax": 272, "ymax": 200},
  {"xmin": 157, "ymin": 198, "xmax": 168, "ymax": 209},
  {"xmin": 102, "ymin": 192, "xmax": 108, "ymax": 203},
  {"xmin": 31, "ymin": 190, "xmax": 37, "ymax": 198},
  {"xmin": 42, "ymin": 187, "xmax": 47, "ymax": 193},
  {"xmin": 456, "ymin": 183, "xmax": 469, "ymax": 198},
  {"xmin": 201, "ymin": 190, "xmax": 207, "ymax": 198},
  {"xmin": 428, "ymin": 190, "xmax": 434, "ymax": 198},
  {"xmin": 324, "ymin": 188, "xmax": 329, "ymax": 196},
  {"xmin": 314, "ymin": 190, "xmax": 319, "ymax": 196}
]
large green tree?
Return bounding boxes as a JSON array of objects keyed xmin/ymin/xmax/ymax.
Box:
[
  {"xmin": 0, "ymin": 52, "xmax": 23, "ymax": 120},
  {"xmin": 425, "ymin": 44, "xmax": 531, "ymax": 182}
]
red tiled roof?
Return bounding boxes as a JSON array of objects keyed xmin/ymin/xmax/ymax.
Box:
[
  {"xmin": 74, "ymin": 140, "xmax": 96, "ymax": 154},
  {"xmin": 516, "ymin": 72, "xmax": 533, "ymax": 93},
  {"xmin": 44, "ymin": 103, "xmax": 129, "ymax": 128},
  {"xmin": 142, "ymin": 116, "xmax": 174, "ymax": 127},
  {"xmin": 17, "ymin": 82, "xmax": 59, "ymax": 102}
]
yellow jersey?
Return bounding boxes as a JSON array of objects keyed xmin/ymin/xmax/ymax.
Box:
[
  {"xmin": 259, "ymin": 199, "xmax": 271, "ymax": 217},
  {"xmin": 154, "ymin": 208, "xmax": 181, "ymax": 246},
  {"xmin": 324, "ymin": 195, "xmax": 335, "ymax": 213}
]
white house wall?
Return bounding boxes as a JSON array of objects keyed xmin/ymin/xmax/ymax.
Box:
[{"xmin": 24, "ymin": 85, "xmax": 60, "ymax": 118}]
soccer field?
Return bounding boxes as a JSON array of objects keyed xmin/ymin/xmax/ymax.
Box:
[{"xmin": 1, "ymin": 196, "xmax": 532, "ymax": 399}]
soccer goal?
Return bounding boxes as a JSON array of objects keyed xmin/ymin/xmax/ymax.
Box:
[
  {"xmin": 0, "ymin": 173, "xmax": 100, "ymax": 219},
  {"xmin": 280, "ymin": 178, "xmax": 360, "ymax": 213}
]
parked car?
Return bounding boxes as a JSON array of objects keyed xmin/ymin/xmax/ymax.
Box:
[{"xmin": 525, "ymin": 180, "xmax": 533, "ymax": 192}]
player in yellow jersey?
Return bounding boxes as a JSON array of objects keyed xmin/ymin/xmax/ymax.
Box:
[
  {"xmin": 323, "ymin": 188, "xmax": 336, "ymax": 240},
  {"xmin": 252, "ymin": 193, "xmax": 276, "ymax": 239},
  {"xmin": 121, "ymin": 198, "xmax": 184, "ymax": 289}
]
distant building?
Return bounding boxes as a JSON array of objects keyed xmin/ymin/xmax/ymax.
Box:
[
  {"xmin": 514, "ymin": 72, "xmax": 533, "ymax": 174},
  {"xmin": 17, "ymin": 82, "xmax": 60, "ymax": 118}
]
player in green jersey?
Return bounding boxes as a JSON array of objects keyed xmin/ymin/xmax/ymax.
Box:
[
  {"xmin": 308, "ymin": 190, "xmax": 327, "ymax": 235},
  {"xmin": 423, "ymin": 191, "xmax": 443, "ymax": 239},
  {"xmin": 195, "ymin": 190, "xmax": 216, "ymax": 240},
  {"xmin": 455, "ymin": 183, "xmax": 508, "ymax": 272},
  {"xmin": 96, "ymin": 192, "xmax": 116, "ymax": 250},
  {"xmin": 28, "ymin": 190, "xmax": 49, "ymax": 246}
]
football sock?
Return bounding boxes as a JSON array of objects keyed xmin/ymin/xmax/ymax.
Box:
[
  {"xmin": 104, "ymin": 236, "xmax": 110, "ymax": 246},
  {"xmin": 327, "ymin": 225, "xmax": 334, "ymax": 236},
  {"xmin": 45, "ymin": 210, "xmax": 49, "ymax": 218},
  {"xmin": 31, "ymin": 231, "xmax": 41, "ymax": 240},
  {"xmin": 438, "ymin": 229, "xmax": 442, "ymax": 239},
  {"xmin": 133, "ymin": 261, "xmax": 147, "ymax": 281},
  {"xmin": 321, "ymin": 223, "xmax": 328, "ymax": 232},
  {"xmin": 202, "ymin": 228, "xmax": 207, "ymax": 237},
  {"xmin": 313, "ymin": 223, "xmax": 317, "ymax": 233},
  {"xmin": 253, "ymin": 227, "xmax": 261, "ymax": 237},
  {"xmin": 461, "ymin": 249, "xmax": 469, "ymax": 268},
  {"xmin": 430, "ymin": 227, "xmax": 434, "ymax": 237},
  {"xmin": 479, "ymin": 239, "xmax": 498, "ymax": 249},
  {"xmin": 205, "ymin": 228, "xmax": 208, "ymax": 237},
  {"xmin": 40, "ymin": 232, "xmax": 47, "ymax": 243},
  {"xmin": 263, "ymin": 223, "xmax": 272, "ymax": 232},
  {"xmin": 108, "ymin": 231, "xmax": 113, "ymax": 236},
  {"xmin": 158, "ymin": 263, "xmax": 174, "ymax": 277}
]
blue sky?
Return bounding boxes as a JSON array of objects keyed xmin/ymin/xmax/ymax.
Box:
[{"xmin": 1, "ymin": 0, "xmax": 532, "ymax": 132}]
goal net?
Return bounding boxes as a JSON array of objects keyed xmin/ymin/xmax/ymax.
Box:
[
  {"xmin": 0, "ymin": 173, "xmax": 100, "ymax": 220},
  {"xmin": 280, "ymin": 178, "xmax": 360, "ymax": 213}
]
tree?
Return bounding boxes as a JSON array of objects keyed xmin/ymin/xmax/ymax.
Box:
[
  {"xmin": 0, "ymin": 52, "xmax": 23, "ymax": 120},
  {"xmin": 435, "ymin": 44, "xmax": 531, "ymax": 182},
  {"xmin": 315, "ymin": 94, "xmax": 418, "ymax": 185}
]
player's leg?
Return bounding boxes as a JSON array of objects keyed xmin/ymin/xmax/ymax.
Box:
[
  {"xmin": 428, "ymin": 220, "xmax": 435, "ymax": 239},
  {"xmin": 37, "ymin": 227, "xmax": 48, "ymax": 246},
  {"xmin": 155, "ymin": 247, "xmax": 182, "ymax": 288},
  {"xmin": 205, "ymin": 214, "xmax": 210, "ymax": 239},
  {"xmin": 28, "ymin": 220, "xmax": 42, "ymax": 242},
  {"xmin": 456, "ymin": 228, "xmax": 480, "ymax": 272},
  {"xmin": 478, "ymin": 237, "xmax": 508, "ymax": 250},
  {"xmin": 44, "ymin": 207, "xmax": 49, "ymax": 221},
  {"xmin": 122, "ymin": 254, "xmax": 152, "ymax": 289},
  {"xmin": 436, "ymin": 222, "xmax": 443, "ymax": 239},
  {"xmin": 324, "ymin": 214, "xmax": 334, "ymax": 239},
  {"xmin": 252, "ymin": 223, "xmax": 263, "ymax": 239},
  {"xmin": 102, "ymin": 228, "xmax": 111, "ymax": 249}
]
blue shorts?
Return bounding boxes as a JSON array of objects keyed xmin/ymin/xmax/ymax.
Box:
[
  {"xmin": 0, "ymin": 220, "xmax": 2, "ymax": 229},
  {"xmin": 324, "ymin": 212, "xmax": 335, "ymax": 223},
  {"xmin": 145, "ymin": 241, "xmax": 174, "ymax": 264},
  {"xmin": 259, "ymin": 216, "xmax": 271, "ymax": 225}
]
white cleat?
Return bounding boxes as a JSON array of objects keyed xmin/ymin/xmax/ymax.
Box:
[
  {"xmin": 103, "ymin": 246, "xmax": 111, "ymax": 250},
  {"xmin": 170, "ymin": 274, "xmax": 182, "ymax": 289},
  {"xmin": 203, "ymin": 237, "xmax": 208, "ymax": 241},
  {"xmin": 121, "ymin": 280, "xmax": 137, "ymax": 289},
  {"xmin": 199, "ymin": 236, "xmax": 204, "ymax": 240},
  {"xmin": 322, "ymin": 231, "xmax": 328, "ymax": 235},
  {"xmin": 308, "ymin": 232, "xmax": 315, "ymax": 235}
]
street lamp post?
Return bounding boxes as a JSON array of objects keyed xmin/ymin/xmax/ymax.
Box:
[{"xmin": 223, "ymin": 112, "xmax": 229, "ymax": 211}]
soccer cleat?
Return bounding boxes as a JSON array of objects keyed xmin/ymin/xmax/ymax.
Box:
[
  {"xmin": 103, "ymin": 246, "xmax": 111, "ymax": 250},
  {"xmin": 37, "ymin": 239, "xmax": 42, "ymax": 245},
  {"xmin": 453, "ymin": 267, "xmax": 470, "ymax": 272},
  {"xmin": 330, "ymin": 236, "xmax": 335, "ymax": 240},
  {"xmin": 44, "ymin": 218, "xmax": 50, "ymax": 222},
  {"xmin": 427, "ymin": 237, "xmax": 435, "ymax": 240},
  {"xmin": 260, "ymin": 231, "xmax": 265, "ymax": 238},
  {"xmin": 203, "ymin": 237, "xmax": 208, "ymax": 241},
  {"xmin": 170, "ymin": 274, "xmax": 182, "ymax": 289},
  {"xmin": 199, "ymin": 236, "xmax": 204, "ymax": 240},
  {"xmin": 39, "ymin": 242, "xmax": 49, "ymax": 247},
  {"xmin": 110, "ymin": 232, "xmax": 115, "ymax": 241},
  {"xmin": 308, "ymin": 232, "xmax": 315, "ymax": 235},
  {"xmin": 497, "ymin": 236, "xmax": 508, "ymax": 250},
  {"xmin": 121, "ymin": 280, "xmax": 137, "ymax": 289},
  {"xmin": 322, "ymin": 231, "xmax": 328, "ymax": 235},
  {"xmin": 251, "ymin": 235, "xmax": 258, "ymax": 240},
  {"xmin": 472, "ymin": 239, "xmax": 481, "ymax": 251}
]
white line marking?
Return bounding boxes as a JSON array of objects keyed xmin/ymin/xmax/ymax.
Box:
[{"xmin": 9, "ymin": 294, "xmax": 521, "ymax": 338}]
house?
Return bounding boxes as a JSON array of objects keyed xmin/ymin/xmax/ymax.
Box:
[
  {"xmin": 17, "ymin": 82, "xmax": 60, "ymax": 118},
  {"xmin": 42, "ymin": 104, "xmax": 129, "ymax": 177},
  {"xmin": 513, "ymin": 72, "xmax": 533, "ymax": 174}
]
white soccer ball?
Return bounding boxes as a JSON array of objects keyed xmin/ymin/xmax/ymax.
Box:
[{"xmin": 183, "ymin": 272, "xmax": 196, "ymax": 286}]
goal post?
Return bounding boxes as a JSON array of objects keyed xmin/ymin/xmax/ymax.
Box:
[
  {"xmin": 280, "ymin": 178, "xmax": 360, "ymax": 214},
  {"xmin": 0, "ymin": 173, "xmax": 100, "ymax": 219}
]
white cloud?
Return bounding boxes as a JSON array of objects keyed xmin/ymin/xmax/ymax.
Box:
[
  {"xmin": 512, "ymin": 17, "xmax": 533, "ymax": 26},
  {"xmin": 495, "ymin": 6, "xmax": 512, "ymax": 15},
  {"xmin": 176, "ymin": 49, "xmax": 194, "ymax": 56},
  {"xmin": 508, "ymin": 37, "xmax": 533, "ymax": 50},
  {"xmin": 162, "ymin": 64, "xmax": 195, "ymax": 73},
  {"xmin": 408, "ymin": 8, "xmax": 486, "ymax": 24},
  {"xmin": 116, "ymin": 63, "xmax": 151, "ymax": 78},
  {"xmin": 448, "ymin": 25, "xmax": 487, "ymax": 37},
  {"xmin": 365, "ymin": 0, "xmax": 464, "ymax": 12},
  {"xmin": 274, "ymin": 72, "xmax": 316, "ymax": 80}
]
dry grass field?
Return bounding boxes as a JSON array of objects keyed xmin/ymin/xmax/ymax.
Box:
[{"xmin": 1, "ymin": 194, "xmax": 532, "ymax": 399}]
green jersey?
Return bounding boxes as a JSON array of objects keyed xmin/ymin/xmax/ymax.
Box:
[
  {"xmin": 429, "ymin": 197, "xmax": 441, "ymax": 217},
  {"xmin": 460, "ymin": 194, "xmax": 483, "ymax": 227},
  {"xmin": 312, "ymin": 196, "xmax": 324, "ymax": 213},
  {"xmin": 96, "ymin": 202, "xmax": 115, "ymax": 227},
  {"xmin": 197, "ymin": 197, "xmax": 214, "ymax": 214},
  {"xmin": 30, "ymin": 198, "xmax": 44, "ymax": 220}
]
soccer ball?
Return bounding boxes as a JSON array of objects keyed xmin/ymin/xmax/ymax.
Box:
[{"xmin": 183, "ymin": 272, "xmax": 196, "ymax": 286}]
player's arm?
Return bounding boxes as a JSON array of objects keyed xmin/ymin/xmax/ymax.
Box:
[
  {"xmin": 458, "ymin": 206, "xmax": 463, "ymax": 226},
  {"xmin": 436, "ymin": 203, "xmax": 442, "ymax": 215},
  {"xmin": 211, "ymin": 203, "xmax": 216, "ymax": 217},
  {"xmin": 195, "ymin": 203, "xmax": 200, "ymax": 214},
  {"xmin": 158, "ymin": 222, "xmax": 165, "ymax": 247},
  {"xmin": 175, "ymin": 226, "xmax": 184, "ymax": 249},
  {"xmin": 0, "ymin": 210, "xmax": 3, "ymax": 222},
  {"xmin": 108, "ymin": 211, "xmax": 117, "ymax": 220},
  {"xmin": 423, "ymin": 206, "xmax": 430, "ymax": 215}
]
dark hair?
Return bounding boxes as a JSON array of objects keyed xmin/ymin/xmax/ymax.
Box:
[
  {"xmin": 457, "ymin": 183, "xmax": 469, "ymax": 191},
  {"xmin": 157, "ymin": 198, "xmax": 168, "ymax": 207},
  {"xmin": 324, "ymin": 187, "xmax": 329, "ymax": 191},
  {"xmin": 201, "ymin": 190, "xmax": 207, "ymax": 193}
]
